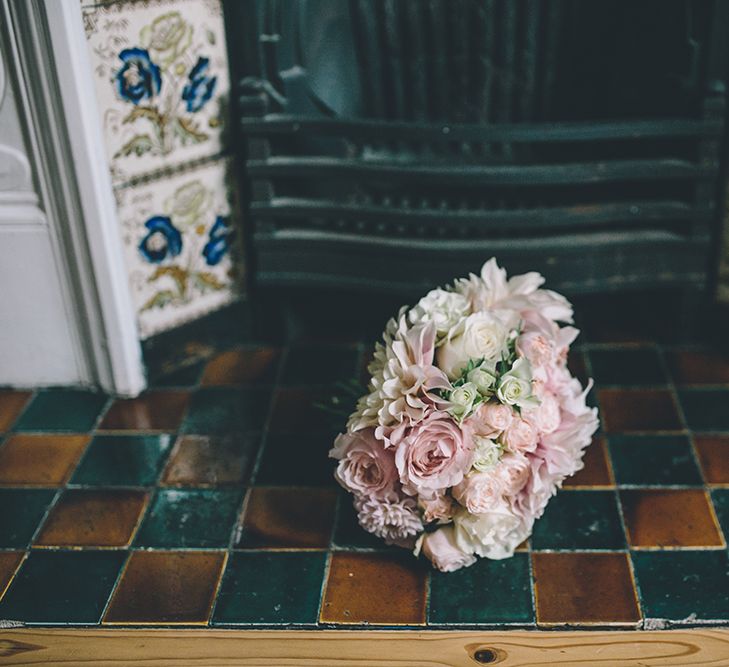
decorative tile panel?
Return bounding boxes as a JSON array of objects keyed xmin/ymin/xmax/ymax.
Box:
[
  {"xmin": 82, "ymin": 0, "xmax": 229, "ymax": 185},
  {"xmin": 115, "ymin": 160, "xmax": 238, "ymax": 338}
]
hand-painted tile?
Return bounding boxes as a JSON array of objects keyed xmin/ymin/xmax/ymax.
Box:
[
  {"xmin": 620, "ymin": 489, "xmax": 723, "ymax": 548},
  {"xmin": 597, "ymin": 389, "xmax": 682, "ymax": 433},
  {"xmin": 563, "ymin": 436, "xmax": 614, "ymax": 488},
  {"xmin": 99, "ymin": 391, "xmax": 190, "ymax": 431},
  {"xmin": 631, "ymin": 550, "xmax": 729, "ymax": 621},
  {"xmin": 82, "ymin": 0, "xmax": 229, "ymax": 184},
  {"xmin": 134, "ymin": 488, "xmax": 242, "ymax": 548},
  {"xmin": 13, "ymin": 389, "xmax": 108, "ymax": 433},
  {"xmin": 254, "ymin": 433, "xmax": 336, "ymax": 486},
  {"xmin": 161, "ymin": 434, "xmax": 257, "ymax": 486},
  {"xmin": 0, "ymin": 391, "xmax": 32, "ymax": 432},
  {"xmin": 200, "ymin": 347, "xmax": 280, "ymax": 386},
  {"xmin": 281, "ymin": 345, "xmax": 361, "ymax": 386},
  {"xmin": 71, "ymin": 434, "xmax": 173, "ymax": 486},
  {"xmin": 0, "ymin": 435, "xmax": 89, "ymax": 486},
  {"xmin": 429, "ymin": 553, "xmax": 533, "ymax": 625},
  {"xmin": 236, "ymin": 487, "xmax": 337, "ymax": 549},
  {"xmin": 320, "ymin": 552, "xmax": 427, "ymax": 625},
  {"xmin": 0, "ymin": 552, "xmax": 23, "ymax": 599},
  {"xmin": 114, "ymin": 161, "xmax": 239, "ymax": 339},
  {"xmin": 181, "ymin": 388, "xmax": 270, "ymax": 434},
  {"xmin": 531, "ymin": 490, "xmax": 625, "ymax": 550},
  {"xmin": 694, "ymin": 436, "xmax": 729, "ymax": 484},
  {"xmin": 35, "ymin": 489, "xmax": 147, "ymax": 547},
  {"xmin": 105, "ymin": 551, "xmax": 225, "ymax": 624},
  {"xmin": 588, "ymin": 348, "xmax": 667, "ymax": 387},
  {"xmin": 607, "ymin": 435, "xmax": 703, "ymax": 486},
  {"xmin": 0, "ymin": 550, "xmax": 125, "ymax": 624},
  {"xmin": 0, "ymin": 489, "xmax": 55, "ymax": 548},
  {"xmin": 532, "ymin": 552, "xmax": 640, "ymax": 626},
  {"xmin": 212, "ymin": 552, "xmax": 326, "ymax": 625},
  {"xmin": 678, "ymin": 389, "xmax": 729, "ymax": 431},
  {"xmin": 666, "ymin": 349, "xmax": 729, "ymax": 385},
  {"xmin": 710, "ymin": 489, "xmax": 729, "ymax": 539}
]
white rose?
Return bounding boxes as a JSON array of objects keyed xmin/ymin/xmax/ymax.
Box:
[
  {"xmin": 472, "ymin": 436, "xmax": 502, "ymax": 472},
  {"xmin": 453, "ymin": 505, "xmax": 529, "ymax": 560},
  {"xmin": 496, "ymin": 358, "xmax": 539, "ymax": 409},
  {"xmin": 448, "ymin": 382, "xmax": 479, "ymax": 420},
  {"xmin": 408, "ymin": 289, "xmax": 469, "ymax": 340},
  {"xmin": 467, "ymin": 363, "xmax": 497, "ymax": 395},
  {"xmin": 437, "ymin": 312, "xmax": 509, "ymax": 380}
]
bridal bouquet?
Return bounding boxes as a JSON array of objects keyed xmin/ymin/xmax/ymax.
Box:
[{"xmin": 330, "ymin": 259, "xmax": 598, "ymax": 572}]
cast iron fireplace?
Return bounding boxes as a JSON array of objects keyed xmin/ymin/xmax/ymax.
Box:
[{"xmin": 224, "ymin": 0, "xmax": 729, "ymax": 303}]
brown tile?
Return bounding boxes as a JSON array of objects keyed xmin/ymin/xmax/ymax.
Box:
[
  {"xmin": 105, "ymin": 551, "xmax": 225, "ymax": 624},
  {"xmin": 0, "ymin": 435, "xmax": 89, "ymax": 486},
  {"xmin": 35, "ymin": 489, "xmax": 147, "ymax": 547},
  {"xmin": 694, "ymin": 436, "xmax": 729, "ymax": 484},
  {"xmin": 201, "ymin": 347, "xmax": 279, "ymax": 386},
  {"xmin": 161, "ymin": 434, "xmax": 255, "ymax": 486},
  {"xmin": 598, "ymin": 389, "xmax": 682, "ymax": 433},
  {"xmin": 99, "ymin": 391, "xmax": 190, "ymax": 431},
  {"xmin": 533, "ymin": 552, "xmax": 640, "ymax": 625},
  {"xmin": 269, "ymin": 387, "xmax": 338, "ymax": 433},
  {"xmin": 667, "ymin": 350, "xmax": 729, "ymax": 385},
  {"xmin": 237, "ymin": 487, "xmax": 336, "ymax": 549},
  {"xmin": 320, "ymin": 552, "xmax": 427, "ymax": 625},
  {"xmin": 0, "ymin": 391, "xmax": 32, "ymax": 432},
  {"xmin": 620, "ymin": 489, "xmax": 723, "ymax": 548},
  {"xmin": 564, "ymin": 437, "xmax": 614, "ymax": 487},
  {"xmin": 0, "ymin": 551, "xmax": 24, "ymax": 598}
]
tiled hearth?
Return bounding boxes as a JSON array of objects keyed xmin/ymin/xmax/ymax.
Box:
[{"xmin": 1, "ymin": 306, "xmax": 728, "ymax": 629}]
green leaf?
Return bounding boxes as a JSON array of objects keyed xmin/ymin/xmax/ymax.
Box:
[
  {"xmin": 194, "ymin": 271, "xmax": 226, "ymax": 292},
  {"xmin": 140, "ymin": 289, "xmax": 177, "ymax": 312},
  {"xmin": 173, "ymin": 117, "xmax": 209, "ymax": 145},
  {"xmin": 113, "ymin": 133, "xmax": 155, "ymax": 158},
  {"xmin": 122, "ymin": 105, "xmax": 164, "ymax": 126},
  {"xmin": 148, "ymin": 265, "xmax": 189, "ymax": 297}
]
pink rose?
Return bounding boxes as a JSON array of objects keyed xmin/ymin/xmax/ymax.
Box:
[
  {"xmin": 330, "ymin": 429, "xmax": 398, "ymax": 499},
  {"xmin": 495, "ymin": 453, "xmax": 531, "ymax": 495},
  {"xmin": 523, "ymin": 390, "xmax": 561, "ymax": 434},
  {"xmin": 468, "ymin": 402, "xmax": 514, "ymax": 438},
  {"xmin": 420, "ymin": 525, "xmax": 476, "ymax": 572},
  {"xmin": 452, "ymin": 471, "xmax": 503, "ymax": 513},
  {"xmin": 395, "ymin": 412, "xmax": 474, "ymax": 494},
  {"xmin": 516, "ymin": 331, "xmax": 554, "ymax": 368},
  {"xmin": 355, "ymin": 494, "xmax": 423, "ymax": 545},
  {"xmin": 418, "ymin": 490, "xmax": 456, "ymax": 523},
  {"xmin": 501, "ymin": 417, "xmax": 538, "ymax": 453}
]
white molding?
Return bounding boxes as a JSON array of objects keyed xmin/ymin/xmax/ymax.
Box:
[{"xmin": 5, "ymin": 0, "xmax": 146, "ymax": 396}]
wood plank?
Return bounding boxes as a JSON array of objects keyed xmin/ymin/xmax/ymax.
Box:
[{"xmin": 1, "ymin": 628, "xmax": 729, "ymax": 666}]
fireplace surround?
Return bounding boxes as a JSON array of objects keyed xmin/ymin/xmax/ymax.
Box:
[{"xmin": 224, "ymin": 0, "xmax": 729, "ymax": 306}]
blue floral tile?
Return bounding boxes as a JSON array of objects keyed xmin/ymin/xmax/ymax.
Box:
[{"xmin": 82, "ymin": 0, "xmax": 229, "ymax": 184}]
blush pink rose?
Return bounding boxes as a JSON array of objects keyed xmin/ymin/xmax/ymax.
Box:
[
  {"xmin": 516, "ymin": 331, "xmax": 554, "ymax": 368},
  {"xmin": 501, "ymin": 417, "xmax": 538, "ymax": 454},
  {"xmin": 419, "ymin": 525, "xmax": 476, "ymax": 572},
  {"xmin": 452, "ymin": 471, "xmax": 503, "ymax": 514},
  {"xmin": 395, "ymin": 412, "xmax": 474, "ymax": 494},
  {"xmin": 523, "ymin": 390, "xmax": 561, "ymax": 434},
  {"xmin": 330, "ymin": 429, "xmax": 398, "ymax": 499},
  {"xmin": 418, "ymin": 490, "xmax": 456, "ymax": 523},
  {"xmin": 468, "ymin": 402, "xmax": 514, "ymax": 438},
  {"xmin": 495, "ymin": 453, "xmax": 531, "ymax": 495}
]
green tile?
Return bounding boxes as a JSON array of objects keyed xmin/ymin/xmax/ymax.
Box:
[
  {"xmin": 281, "ymin": 345, "xmax": 359, "ymax": 385},
  {"xmin": 0, "ymin": 489, "xmax": 55, "ymax": 547},
  {"xmin": 607, "ymin": 435, "xmax": 702, "ymax": 486},
  {"xmin": 181, "ymin": 388, "xmax": 270, "ymax": 434},
  {"xmin": 711, "ymin": 489, "xmax": 729, "ymax": 539},
  {"xmin": 14, "ymin": 389, "xmax": 107, "ymax": 432},
  {"xmin": 331, "ymin": 491, "xmax": 385, "ymax": 549},
  {"xmin": 71, "ymin": 435, "xmax": 173, "ymax": 486},
  {"xmin": 429, "ymin": 553, "xmax": 533, "ymax": 624},
  {"xmin": 588, "ymin": 348, "xmax": 667, "ymax": 387},
  {"xmin": 0, "ymin": 550, "xmax": 125, "ymax": 624},
  {"xmin": 632, "ymin": 551, "xmax": 729, "ymax": 621},
  {"xmin": 134, "ymin": 488, "xmax": 243, "ymax": 548},
  {"xmin": 254, "ymin": 433, "xmax": 336, "ymax": 486},
  {"xmin": 531, "ymin": 490, "xmax": 625, "ymax": 550},
  {"xmin": 212, "ymin": 552, "xmax": 326, "ymax": 625},
  {"xmin": 678, "ymin": 389, "xmax": 729, "ymax": 431}
]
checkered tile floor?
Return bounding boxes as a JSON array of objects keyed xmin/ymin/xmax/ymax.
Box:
[{"xmin": 1, "ymin": 325, "xmax": 728, "ymax": 628}]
